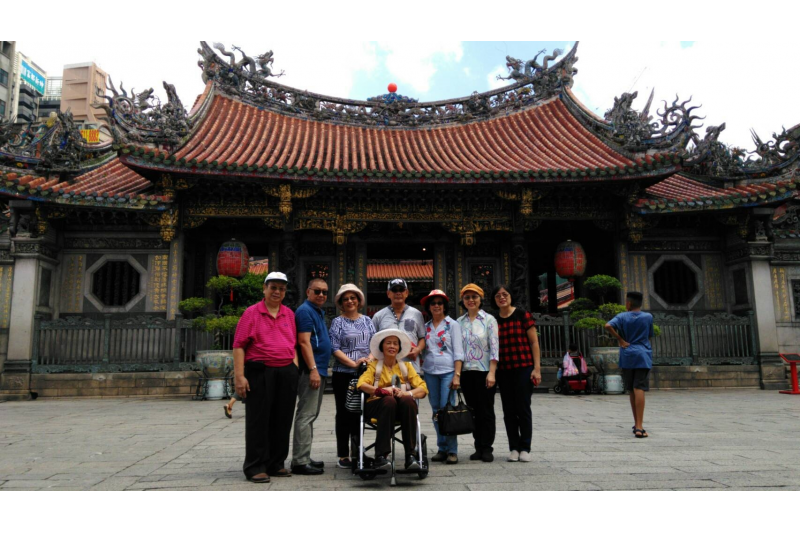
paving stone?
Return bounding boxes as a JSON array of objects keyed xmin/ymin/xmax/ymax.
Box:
[{"xmin": 1, "ymin": 390, "xmax": 800, "ymax": 491}]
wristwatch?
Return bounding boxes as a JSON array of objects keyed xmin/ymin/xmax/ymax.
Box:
[{"xmin": 310, "ymin": 366, "xmax": 318, "ymax": 371}]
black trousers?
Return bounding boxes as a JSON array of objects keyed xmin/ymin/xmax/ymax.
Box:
[
  {"xmin": 332, "ymin": 372, "xmax": 361, "ymax": 458},
  {"xmin": 243, "ymin": 362, "xmax": 299, "ymax": 479},
  {"xmin": 497, "ymin": 366, "xmax": 534, "ymax": 453},
  {"xmin": 460, "ymin": 370, "xmax": 497, "ymax": 453},
  {"xmin": 364, "ymin": 395, "xmax": 418, "ymax": 458}
]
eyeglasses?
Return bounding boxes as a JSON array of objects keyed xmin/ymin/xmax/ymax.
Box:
[
  {"xmin": 267, "ymin": 285, "xmax": 287, "ymax": 292},
  {"xmin": 463, "ymin": 295, "xmax": 481, "ymax": 301},
  {"xmin": 495, "ymin": 292, "xmax": 510, "ymax": 300},
  {"xmin": 341, "ymin": 296, "xmax": 359, "ymax": 303},
  {"xmin": 429, "ymin": 300, "xmax": 445, "ymax": 306},
  {"xmin": 390, "ymin": 288, "xmax": 406, "ymax": 293},
  {"xmin": 311, "ymin": 289, "xmax": 329, "ymax": 296}
]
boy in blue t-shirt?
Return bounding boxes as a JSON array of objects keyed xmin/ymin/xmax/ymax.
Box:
[{"xmin": 605, "ymin": 292, "xmax": 654, "ymax": 439}]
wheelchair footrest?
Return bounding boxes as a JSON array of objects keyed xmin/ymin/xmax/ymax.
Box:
[{"xmin": 355, "ymin": 468, "xmax": 388, "ymax": 476}]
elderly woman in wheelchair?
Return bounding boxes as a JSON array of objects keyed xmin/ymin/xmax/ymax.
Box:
[{"xmin": 357, "ymin": 328, "xmax": 428, "ymax": 473}]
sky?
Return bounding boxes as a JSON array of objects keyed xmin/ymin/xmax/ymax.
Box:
[{"xmin": 13, "ymin": 39, "xmax": 800, "ymax": 152}]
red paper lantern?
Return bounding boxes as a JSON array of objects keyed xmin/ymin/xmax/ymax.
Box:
[
  {"xmin": 555, "ymin": 240, "xmax": 587, "ymax": 280},
  {"xmin": 388, "ymin": 83, "xmax": 398, "ymax": 93},
  {"xmin": 217, "ymin": 239, "xmax": 250, "ymax": 278}
]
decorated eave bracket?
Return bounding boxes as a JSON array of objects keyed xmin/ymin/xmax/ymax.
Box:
[
  {"xmin": 143, "ymin": 209, "xmax": 179, "ymax": 242},
  {"xmin": 293, "ymin": 212, "xmax": 367, "ymax": 245},
  {"xmin": 262, "ymin": 184, "xmax": 319, "ymax": 220},
  {"xmin": 197, "ymin": 41, "xmax": 580, "ymax": 129}
]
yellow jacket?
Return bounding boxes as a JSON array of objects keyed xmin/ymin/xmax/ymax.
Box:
[{"xmin": 357, "ymin": 360, "xmax": 428, "ymax": 402}]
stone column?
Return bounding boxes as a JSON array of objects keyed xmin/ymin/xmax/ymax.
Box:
[
  {"xmin": 750, "ymin": 256, "xmax": 785, "ymax": 389},
  {"xmin": 355, "ymin": 243, "xmax": 367, "ymax": 308},
  {"xmin": 510, "ymin": 233, "xmax": 530, "ymax": 310},
  {"xmin": 165, "ymin": 230, "xmax": 184, "ymax": 320},
  {"xmin": 280, "ymin": 231, "xmax": 299, "ymax": 308},
  {"xmin": 1, "ymin": 201, "xmax": 57, "ymax": 399}
]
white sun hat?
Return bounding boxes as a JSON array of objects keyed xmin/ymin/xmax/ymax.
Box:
[{"xmin": 369, "ymin": 328, "xmax": 412, "ymax": 361}]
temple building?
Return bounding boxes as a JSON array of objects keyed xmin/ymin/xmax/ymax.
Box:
[{"xmin": 1, "ymin": 42, "xmax": 797, "ymax": 399}]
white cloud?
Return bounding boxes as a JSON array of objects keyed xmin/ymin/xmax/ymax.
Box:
[
  {"xmin": 463, "ymin": 67, "xmax": 471, "ymax": 76},
  {"xmin": 571, "ymin": 41, "xmax": 800, "ymax": 151},
  {"xmin": 487, "ymin": 65, "xmax": 513, "ymax": 91},
  {"xmin": 377, "ymin": 41, "xmax": 463, "ymax": 94}
]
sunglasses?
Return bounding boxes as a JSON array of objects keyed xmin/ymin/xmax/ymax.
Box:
[
  {"xmin": 463, "ymin": 294, "xmax": 481, "ymax": 301},
  {"xmin": 342, "ymin": 296, "xmax": 359, "ymax": 303},
  {"xmin": 311, "ymin": 289, "xmax": 329, "ymax": 296},
  {"xmin": 429, "ymin": 300, "xmax": 445, "ymax": 306},
  {"xmin": 390, "ymin": 288, "xmax": 406, "ymax": 293}
]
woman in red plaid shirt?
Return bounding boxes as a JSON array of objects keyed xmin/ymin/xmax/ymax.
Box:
[{"xmin": 491, "ymin": 284, "xmax": 542, "ymax": 463}]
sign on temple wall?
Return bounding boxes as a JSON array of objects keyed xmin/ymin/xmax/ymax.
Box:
[
  {"xmin": 59, "ymin": 255, "xmax": 84, "ymax": 313},
  {"xmin": 167, "ymin": 240, "xmax": 181, "ymax": 320},
  {"xmin": 146, "ymin": 254, "xmax": 169, "ymax": 312},
  {"xmin": 0, "ymin": 265, "xmax": 13, "ymax": 328},
  {"xmin": 771, "ymin": 266, "xmax": 792, "ymax": 322},
  {"xmin": 702, "ymin": 255, "xmax": 725, "ymax": 310}
]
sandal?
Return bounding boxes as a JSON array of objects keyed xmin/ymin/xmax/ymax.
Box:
[
  {"xmin": 634, "ymin": 428, "xmax": 649, "ymax": 439},
  {"xmin": 249, "ymin": 473, "xmax": 270, "ymax": 484},
  {"xmin": 224, "ymin": 405, "xmax": 233, "ymax": 419}
]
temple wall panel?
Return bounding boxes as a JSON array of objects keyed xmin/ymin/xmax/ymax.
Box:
[{"xmin": 59, "ymin": 255, "xmax": 85, "ymax": 314}]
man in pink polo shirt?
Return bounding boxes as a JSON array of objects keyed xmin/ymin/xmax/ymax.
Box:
[{"xmin": 233, "ymin": 272, "xmax": 299, "ymax": 483}]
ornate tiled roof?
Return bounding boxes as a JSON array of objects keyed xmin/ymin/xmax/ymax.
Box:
[
  {"xmin": 367, "ymin": 261, "xmax": 434, "ymax": 282},
  {"xmin": 0, "ymin": 157, "xmax": 170, "ymax": 209},
  {"xmin": 121, "ymin": 92, "xmax": 687, "ymax": 183},
  {"xmin": 636, "ymin": 174, "xmax": 800, "ymax": 213}
]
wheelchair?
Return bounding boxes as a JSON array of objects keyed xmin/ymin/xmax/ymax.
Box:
[{"xmin": 354, "ymin": 386, "xmax": 429, "ymax": 487}]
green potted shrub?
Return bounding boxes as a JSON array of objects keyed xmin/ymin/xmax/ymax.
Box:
[{"xmin": 179, "ymin": 273, "xmax": 265, "ymax": 399}]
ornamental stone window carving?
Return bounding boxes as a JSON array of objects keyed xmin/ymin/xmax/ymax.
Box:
[
  {"xmin": 648, "ymin": 255, "xmax": 704, "ymax": 310},
  {"xmin": 84, "ymin": 255, "xmax": 148, "ymax": 312}
]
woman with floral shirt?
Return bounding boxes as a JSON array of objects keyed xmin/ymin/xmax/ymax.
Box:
[
  {"xmin": 420, "ymin": 289, "xmax": 464, "ymax": 465},
  {"xmin": 454, "ymin": 284, "xmax": 499, "ymax": 463}
]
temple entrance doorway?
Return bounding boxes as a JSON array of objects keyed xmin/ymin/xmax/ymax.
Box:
[{"xmin": 366, "ymin": 240, "xmax": 435, "ymax": 318}]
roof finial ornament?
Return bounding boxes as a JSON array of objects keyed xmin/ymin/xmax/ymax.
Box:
[{"xmin": 494, "ymin": 42, "xmax": 579, "ymax": 99}]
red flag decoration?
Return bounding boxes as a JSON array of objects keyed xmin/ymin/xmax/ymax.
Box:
[
  {"xmin": 216, "ymin": 239, "xmax": 250, "ymax": 278},
  {"xmin": 555, "ymin": 240, "xmax": 587, "ymax": 281}
]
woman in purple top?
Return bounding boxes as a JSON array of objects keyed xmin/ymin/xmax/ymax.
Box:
[{"xmin": 329, "ymin": 284, "xmax": 376, "ymax": 469}]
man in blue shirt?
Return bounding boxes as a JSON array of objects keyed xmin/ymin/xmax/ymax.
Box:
[
  {"xmin": 291, "ymin": 278, "xmax": 332, "ymax": 474},
  {"xmin": 605, "ymin": 292, "xmax": 654, "ymax": 439}
]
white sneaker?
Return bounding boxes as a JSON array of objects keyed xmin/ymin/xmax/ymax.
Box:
[
  {"xmin": 519, "ymin": 451, "xmax": 532, "ymax": 462},
  {"xmin": 508, "ymin": 450, "xmax": 520, "ymax": 462}
]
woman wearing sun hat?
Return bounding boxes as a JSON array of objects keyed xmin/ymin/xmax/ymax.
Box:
[
  {"xmin": 329, "ymin": 284, "xmax": 376, "ymax": 469},
  {"xmin": 357, "ymin": 329, "xmax": 428, "ymax": 470},
  {"xmin": 420, "ymin": 289, "xmax": 465, "ymax": 465},
  {"xmin": 456, "ymin": 284, "xmax": 499, "ymax": 463}
]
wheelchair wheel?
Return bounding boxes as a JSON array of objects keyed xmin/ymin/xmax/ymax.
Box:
[
  {"xmin": 418, "ymin": 471, "xmax": 429, "ymax": 480},
  {"xmin": 553, "ymin": 383, "xmax": 562, "ymax": 394},
  {"xmin": 359, "ymin": 472, "xmax": 377, "ymax": 481}
]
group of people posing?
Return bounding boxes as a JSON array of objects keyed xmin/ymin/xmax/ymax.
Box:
[{"xmin": 231, "ymin": 274, "xmax": 543, "ymax": 483}]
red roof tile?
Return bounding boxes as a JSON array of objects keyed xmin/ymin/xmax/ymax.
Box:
[
  {"xmin": 172, "ymin": 95, "xmax": 633, "ymax": 174},
  {"xmin": 639, "ymin": 174, "xmax": 799, "ymax": 212},
  {"xmin": 249, "ymin": 259, "xmax": 270, "ymax": 277},
  {"xmin": 1, "ymin": 158, "xmax": 168, "ymax": 207},
  {"xmin": 367, "ymin": 261, "xmax": 434, "ymax": 282}
]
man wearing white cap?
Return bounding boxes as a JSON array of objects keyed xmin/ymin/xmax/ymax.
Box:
[
  {"xmin": 371, "ymin": 279, "xmax": 426, "ymax": 369},
  {"xmin": 233, "ymin": 272, "xmax": 299, "ymax": 483}
]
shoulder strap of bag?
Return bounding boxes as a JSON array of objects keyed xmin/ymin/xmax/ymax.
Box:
[{"xmin": 372, "ymin": 361, "xmax": 384, "ymax": 388}]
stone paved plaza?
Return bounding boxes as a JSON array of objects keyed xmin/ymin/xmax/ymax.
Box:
[{"xmin": 1, "ymin": 390, "xmax": 799, "ymax": 491}]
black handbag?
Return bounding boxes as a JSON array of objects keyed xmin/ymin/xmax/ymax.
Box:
[{"xmin": 435, "ymin": 390, "xmax": 475, "ymax": 436}]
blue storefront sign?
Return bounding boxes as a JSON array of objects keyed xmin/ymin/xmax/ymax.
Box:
[{"xmin": 20, "ymin": 60, "xmax": 46, "ymax": 96}]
